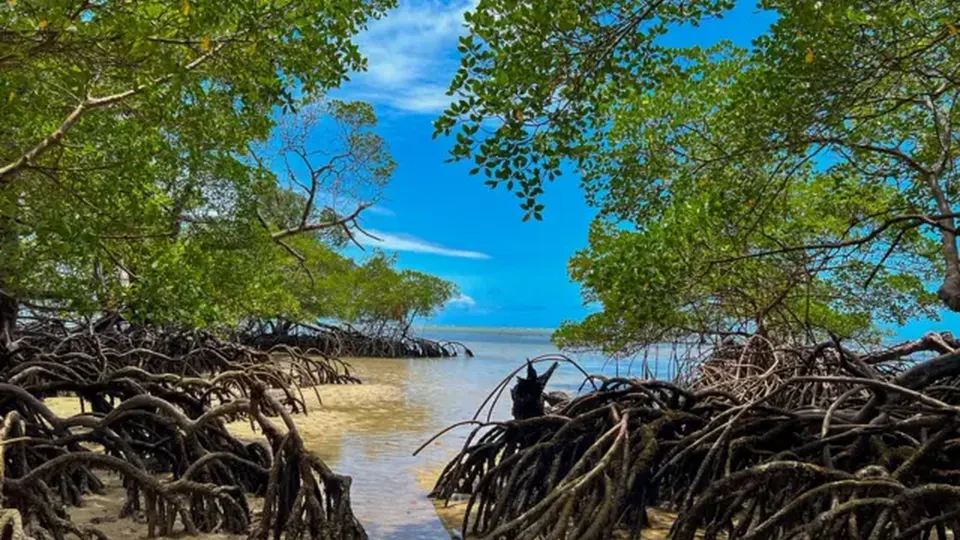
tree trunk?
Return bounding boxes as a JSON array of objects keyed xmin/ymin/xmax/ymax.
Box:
[
  {"xmin": 0, "ymin": 288, "xmax": 16, "ymax": 347},
  {"xmin": 925, "ymin": 172, "xmax": 960, "ymax": 311},
  {"xmin": 510, "ymin": 361, "xmax": 559, "ymax": 420},
  {"xmin": 0, "ymin": 182, "xmax": 17, "ymax": 348},
  {"xmin": 938, "ymin": 268, "xmax": 960, "ymax": 312}
]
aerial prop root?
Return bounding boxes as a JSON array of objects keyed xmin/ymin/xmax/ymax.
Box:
[
  {"xmin": 0, "ymin": 321, "xmax": 369, "ymax": 540},
  {"xmin": 248, "ymin": 385, "xmax": 366, "ymax": 540},
  {"xmin": 425, "ymin": 337, "xmax": 960, "ymax": 539}
]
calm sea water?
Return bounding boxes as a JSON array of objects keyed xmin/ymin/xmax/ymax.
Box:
[{"xmin": 295, "ymin": 329, "xmax": 683, "ymax": 539}]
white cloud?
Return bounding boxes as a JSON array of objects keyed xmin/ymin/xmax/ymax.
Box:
[
  {"xmin": 341, "ymin": 0, "xmax": 478, "ymax": 114},
  {"xmin": 446, "ymin": 293, "xmax": 477, "ymax": 308},
  {"xmin": 360, "ymin": 229, "xmax": 491, "ymax": 259},
  {"xmin": 366, "ymin": 204, "xmax": 395, "ymax": 217}
]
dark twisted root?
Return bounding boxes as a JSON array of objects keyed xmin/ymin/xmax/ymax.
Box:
[
  {"xmin": 239, "ymin": 319, "xmax": 472, "ymax": 359},
  {"xmin": 0, "ymin": 322, "xmax": 366, "ymax": 540},
  {"xmin": 6, "ymin": 320, "xmax": 358, "ymax": 385},
  {"xmin": 428, "ymin": 361, "xmax": 705, "ymax": 539},
  {"xmin": 0, "ymin": 413, "xmax": 26, "ymax": 540},
  {"xmin": 248, "ymin": 384, "xmax": 365, "ymax": 540},
  {"xmin": 426, "ymin": 337, "xmax": 960, "ymax": 539}
]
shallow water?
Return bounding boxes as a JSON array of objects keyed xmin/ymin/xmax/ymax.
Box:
[{"xmin": 282, "ymin": 329, "xmax": 684, "ymax": 540}]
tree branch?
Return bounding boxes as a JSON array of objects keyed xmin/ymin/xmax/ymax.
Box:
[
  {"xmin": 804, "ymin": 136, "xmax": 930, "ymax": 175},
  {"xmin": 270, "ymin": 202, "xmax": 371, "ymax": 241},
  {"xmin": 0, "ymin": 42, "xmax": 228, "ymax": 183},
  {"xmin": 709, "ymin": 213, "xmax": 960, "ymax": 266}
]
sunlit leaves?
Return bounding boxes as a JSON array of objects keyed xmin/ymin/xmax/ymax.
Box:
[
  {"xmin": 435, "ymin": 0, "xmax": 735, "ymax": 220},
  {"xmin": 443, "ymin": 0, "xmax": 960, "ymax": 352},
  {"xmin": 0, "ymin": 0, "xmax": 405, "ymax": 328}
]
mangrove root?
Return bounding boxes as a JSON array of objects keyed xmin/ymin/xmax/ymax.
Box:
[{"xmin": 427, "ymin": 337, "xmax": 960, "ymax": 540}]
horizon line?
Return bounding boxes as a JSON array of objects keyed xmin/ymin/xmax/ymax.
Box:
[{"xmin": 418, "ymin": 324, "xmax": 556, "ymax": 334}]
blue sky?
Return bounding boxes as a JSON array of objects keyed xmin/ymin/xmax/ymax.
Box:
[{"xmin": 322, "ymin": 0, "xmax": 960, "ymax": 336}]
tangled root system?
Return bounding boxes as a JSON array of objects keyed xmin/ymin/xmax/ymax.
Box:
[
  {"xmin": 9, "ymin": 318, "xmax": 359, "ymax": 386},
  {"xmin": 428, "ymin": 332, "xmax": 960, "ymax": 540},
  {"xmin": 239, "ymin": 320, "xmax": 473, "ymax": 359},
  {"xmin": 1, "ymin": 319, "xmax": 366, "ymax": 540}
]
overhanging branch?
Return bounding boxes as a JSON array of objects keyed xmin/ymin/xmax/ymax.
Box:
[
  {"xmin": 0, "ymin": 42, "xmax": 228, "ymax": 183},
  {"xmin": 709, "ymin": 213, "xmax": 960, "ymax": 266}
]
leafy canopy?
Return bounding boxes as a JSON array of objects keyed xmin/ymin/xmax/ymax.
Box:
[
  {"xmin": 439, "ymin": 0, "xmax": 960, "ymax": 353},
  {"xmin": 0, "ymin": 0, "xmax": 455, "ymax": 331}
]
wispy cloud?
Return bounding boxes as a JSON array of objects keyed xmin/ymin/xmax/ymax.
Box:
[
  {"xmin": 360, "ymin": 229, "xmax": 491, "ymax": 259},
  {"xmin": 365, "ymin": 204, "xmax": 395, "ymax": 217},
  {"xmin": 343, "ymin": 0, "xmax": 477, "ymax": 114},
  {"xmin": 446, "ymin": 293, "xmax": 477, "ymax": 308}
]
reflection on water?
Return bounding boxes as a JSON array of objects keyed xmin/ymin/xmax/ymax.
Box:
[{"xmin": 265, "ymin": 330, "xmax": 682, "ymax": 540}]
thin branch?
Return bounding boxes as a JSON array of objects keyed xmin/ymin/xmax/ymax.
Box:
[
  {"xmin": 709, "ymin": 213, "xmax": 960, "ymax": 266},
  {"xmin": 270, "ymin": 202, "xmax": 371, "ymax": 241},
  {"xmin": 863, "ymin": 228, "xmax": 908, "ymax": 288},
  {"xmin": 804, "ymin": 136, "xmax": 930, "ymax": 175},
  {"xmin": 273, "ymin": 238, "xmax": 315, "ymax": 286}
]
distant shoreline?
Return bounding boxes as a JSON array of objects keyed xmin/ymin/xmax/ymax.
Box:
[{"xmin": 418, "ymin": 324, "xmax": 555, "ymax": 336}]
